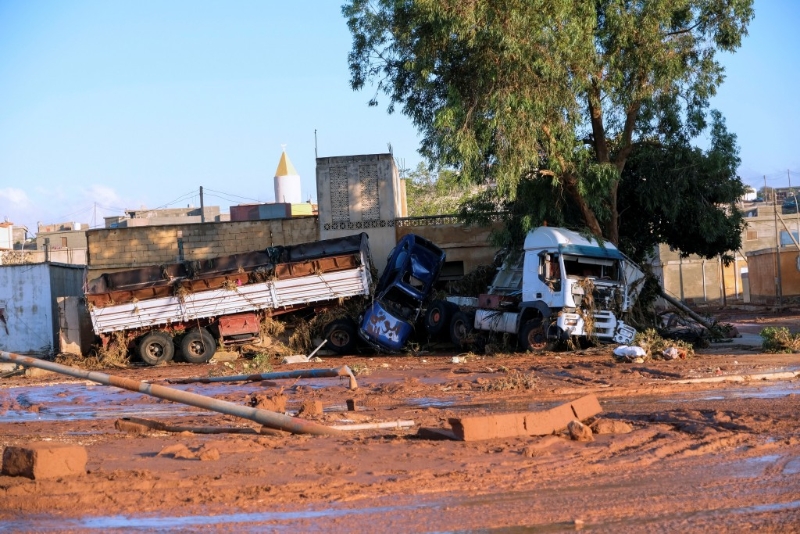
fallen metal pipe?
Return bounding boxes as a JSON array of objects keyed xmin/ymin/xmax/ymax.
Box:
[
  {"xmin": 331, "ymin": 420, "xmax": 415, "ymax": 431},
  {"xmin": 0, "ymin": 351, "xmax": 340, "ymax": 436},
  {"xmin": 168, "ymin": 365, "xmax": 358, "ymax": 390},
  {"xmin": 673, "ymin": 371, "xmax": 800, "ymax": 384}
]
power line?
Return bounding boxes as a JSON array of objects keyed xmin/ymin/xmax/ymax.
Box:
[{"xmin": 204, "ymin": 187, "xmax": 264, "ymax": 204}]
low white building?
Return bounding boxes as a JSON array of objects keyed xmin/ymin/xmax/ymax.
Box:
[{"xmin": 0, "ymin": 263, "xmax": 86, "ymax": 355}]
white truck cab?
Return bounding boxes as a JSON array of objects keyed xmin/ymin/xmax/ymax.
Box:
[{"xmin": 443, "ymin": 226, "xmax": 643, "ymax": 351}]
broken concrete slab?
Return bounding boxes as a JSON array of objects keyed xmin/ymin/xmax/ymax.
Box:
[
  {"xmin": 210, "ymin": 351, "xmax": 239, "ymax": 363},
  {"xmin": 447, "ymin": 394, "xmax": 602, "ymax": 441},
  {"xmin": 1, "ymin": 443, "xmax": 87, "ymax": 479},
  {"xmin": 522, "ymin": 435, "xmax": 562, "ymax": 457},
  {"xmin": 567, "ymin": 420, "xmax": 594, "ymax": 441},
  {"xmin": 25, "ymin": 367, "xmax": 56, "ymax": 378},
  {"xmin": 282, "ymin": 355, "xmax": 310, "ymax": 364},
  {"xmin": 591, "ymin": 419, "xmax": 633, "ymax": 434},
  {"xmin": 297, "ymin": 400, "xmax": 323, "ymax": 416}
]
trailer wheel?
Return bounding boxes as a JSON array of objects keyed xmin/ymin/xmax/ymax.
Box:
[
  {"xmin": 449, "ymin": 311, "xmax": 474, "ymax": 348},
  {"xmin": 137, "ymin": 331, "xmax": 175, "ymax": 366},
  {"xmin": 519, "ymin": 318, "xmax": 548, "ymax": 352},
  {"xmin": 180, "ymin": 328, "xmax": 217, "ymax": 364},
  {"xmin": 425, "ymin": 300, "xmax": 456, "ymax": 337},
  {"xmin": 324, "ymin": 318, "xmax": 358, "ymax": 355}
]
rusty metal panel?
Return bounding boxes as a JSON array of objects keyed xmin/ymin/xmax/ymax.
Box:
[{"xmin": 218, "ymin": 313, "xmax": 260, "ymax": 336}]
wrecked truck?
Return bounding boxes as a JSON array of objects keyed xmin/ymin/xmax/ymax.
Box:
[
  {"xmin": 86, "ymin": 234, "xmax": 378, "ymax": 365},
  {"xmin": 85, "ymin": 232, "xmax": 446, "ymax": 364},
  {"xmin": 428, "ymin": 226, "xmax": 644, "ymax": 351}
]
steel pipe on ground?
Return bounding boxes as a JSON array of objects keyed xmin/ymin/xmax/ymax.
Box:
[
  {"xmin": 0, "ymin": 351, "xmax": 340, "ymax": 436},
  {"xmin": 168, "ymin": 366, "xmax": 358, "ymax": 390}
]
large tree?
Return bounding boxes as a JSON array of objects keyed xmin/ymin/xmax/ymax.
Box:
[{"xmin": 343, "ymin": 0, "xmax": 753, "ymax": 251}]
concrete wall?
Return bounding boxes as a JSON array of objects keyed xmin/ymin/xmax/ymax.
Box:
[
  {"xmin": 653, "ymin": 245, "xmax": 745, "ymax": 304},
  {"xmin": 86, "ymin": 218, "xmax": 318, "ymax": 278},
  {"xmin": 0, "ymin": 263, "xmax": 85, "ymax": 355},
  {"xmin": 652, "ymin": 206, "xmax": 800, "ymax": 304},
  {"xmin": 0, "ymin": 249, "xmax": 87, "ymax": 266},
  {"xmin": 317, "ymin": 153, "xmax": 402, "ymax": 273},
  {"xmin": 396, "ymin": 221, "xmax": 502, "ymax": 278}
]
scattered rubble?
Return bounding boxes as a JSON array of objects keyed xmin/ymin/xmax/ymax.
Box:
[{"xmin": 2, "ymin": 443, "xmax": 87, "ymax": 479}]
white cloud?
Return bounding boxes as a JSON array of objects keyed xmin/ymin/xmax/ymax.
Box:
[{"xmin": 0, "ymin": 187, "xmax": 31, "ymax": 207}]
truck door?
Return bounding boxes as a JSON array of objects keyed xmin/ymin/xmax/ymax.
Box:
[{"xmin": 522, "ymin": 251, "xmax": 562, "ymax": 307}]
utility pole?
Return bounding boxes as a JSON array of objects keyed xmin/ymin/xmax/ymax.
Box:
[
  {"xmin": 770, "ymin": 175, "xmax": 782, "ymax": 306},
  {"xmin": 790, "ymin": 169, "xmax": 798, "ymax": 243},
  {"xmin": 199, "ymin": 186, "xmax": 205, "ymax": 223}
]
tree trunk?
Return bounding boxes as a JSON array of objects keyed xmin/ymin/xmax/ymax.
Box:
[{"xmin": 563, "ymin": 173, "xmax": 604, "ymax": 238}]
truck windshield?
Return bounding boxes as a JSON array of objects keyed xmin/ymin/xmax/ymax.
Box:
[{"xmin": 562, "ymin": 255, "xmax": 619, "ymax": 280}]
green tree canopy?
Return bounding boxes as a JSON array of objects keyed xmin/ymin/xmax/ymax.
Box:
[{"xmin": 343, "ymin": 0, "xmax": 753, "ymax": 254}]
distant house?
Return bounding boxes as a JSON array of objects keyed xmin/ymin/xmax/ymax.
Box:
[
  {"xmin": 0, "ymin": 222, "xmax": 12, "ymax": 251},
  {"xmin": 104, "ymin": 206, "xmax": 228, "ymax": 228}
]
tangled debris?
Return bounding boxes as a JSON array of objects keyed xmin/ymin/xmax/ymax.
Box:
[{"xmin": 760, "ymin": 326, "xmax": 800, "ymax": 353}]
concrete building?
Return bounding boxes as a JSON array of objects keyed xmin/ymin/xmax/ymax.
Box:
[
  {"xmin": 316, "ymin": 153, "xmax": 408, "ymax": 272},
  {"xmin": 0, "ymin": 263, "xmax": 86, "ymax": 355},
  {"xmin": 104, "ymin": 206, "xmax": 228, "ymax": 229},
  {"xmin": 0, "ymin": 222, "xmax": 12, "ymax": 250},
  {"xmin": 652, "ymin": 201, "xmax": 800, "ymax": 305}
]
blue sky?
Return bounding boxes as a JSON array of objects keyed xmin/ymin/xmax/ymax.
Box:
[{"xmin": 0, "ymin": 0, "xmax": 798, "ymax": 233}]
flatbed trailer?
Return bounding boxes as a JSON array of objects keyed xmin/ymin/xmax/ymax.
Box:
[{"xmin": 85, "ymin": 233, "xmax": 373, "ymax": 365}]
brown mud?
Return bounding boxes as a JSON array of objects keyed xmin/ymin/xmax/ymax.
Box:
[{"xmin": 1, "ymin": 308, "xmax": 799, "ymax": 532}]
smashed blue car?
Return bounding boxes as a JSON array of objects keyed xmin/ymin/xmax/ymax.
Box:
[{"xmin": 359, "ymin": 234, "xmax": 446, "ymax": 352}]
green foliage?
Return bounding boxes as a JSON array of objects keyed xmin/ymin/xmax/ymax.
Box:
[
  {"xmin": 343, "ymin": 0, "xmax": 754, "ymax": 252},
  {"xmin": 759, "ymin": 327, "xmax": 800, "ymax": 354},
  {"xmin": 617, "ymin": 111, "xmax": 746, "ymax": 264},
  {"xmin": 634, "ymin": 328, "xmax": 695, "ymax": 359},
  {"xmin": 246, "ymin": 352, "xmax": 274, "ymax": 373},
  {"xmin": 404, "ymin": 162, "xmax": 475, "ymax": 216}
]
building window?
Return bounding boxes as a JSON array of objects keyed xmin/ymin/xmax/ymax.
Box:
[
  {"xmin": 746, "ymin": 230, "xmax": 758, "ymax": 241},
  {"xmin": 61, "ymin": 237, "xmax": 68, "ymax": 247}
]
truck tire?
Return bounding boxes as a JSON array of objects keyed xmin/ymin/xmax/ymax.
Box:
[
  {"xmin": 449, "ymin": 311, "xmax": 475, "ymax": 349},
  {"xmin": 324, "ymin": 318, "xmax": 358, "ymax": 355},
  {"xmin": 519, "ymin": 318, "xmax": 548, "ymax": 352},
  {"xmin": 138, "ymin": 331, "xmax": 175, "ymax": 366},
  {"xmin": 180, "ymin": 328, "xmax": 217, "ymax": 364},
  {"xmin": 425, "ymin": 300, "xmax": 456, "ymax": 337}
]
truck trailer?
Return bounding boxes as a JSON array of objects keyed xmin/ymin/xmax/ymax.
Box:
[{"xmin": 85, "ymin": 233, "xmax": 375, "ymax": 365}]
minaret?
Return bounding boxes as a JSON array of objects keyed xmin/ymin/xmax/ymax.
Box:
[{"xmin": 274, "ymin": 146, "xmax": 302, "ymax": 204}]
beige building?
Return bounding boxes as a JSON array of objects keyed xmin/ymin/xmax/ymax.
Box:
[
  {"xmin": 653, "ymin": 201, "xmax": 800, "ymax": 305},
  {"xmin": 316, "ymin": 153, "xmax": 407, "ymax": 273}
]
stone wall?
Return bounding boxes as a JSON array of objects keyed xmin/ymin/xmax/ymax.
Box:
[{"xmin": 86, "ymin": 218, "xmax": 318, "ymax": 278}]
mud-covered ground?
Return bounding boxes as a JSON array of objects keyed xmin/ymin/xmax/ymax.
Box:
[{"xmin": 1, "ymin": 307, "xmax": 799, "ymax": 532}]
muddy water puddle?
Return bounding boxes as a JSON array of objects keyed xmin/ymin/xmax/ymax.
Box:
[
  {"xmin": 2, "ymin": 374, "xmax": 797, "ymax": 424},
  {"xmin": 9, "ymin": 488, "xmax": 800, "ymax": 532}
]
